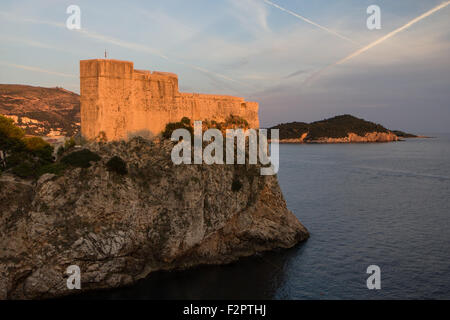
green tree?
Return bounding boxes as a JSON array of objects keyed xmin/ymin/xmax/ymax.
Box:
[
  {"xmin": 0, "ymin": 115, "xmax": 55, "ymax": 178},
  {"xmin": 0, "ymin": 115, "xmax": 25, "ymax": 140}
]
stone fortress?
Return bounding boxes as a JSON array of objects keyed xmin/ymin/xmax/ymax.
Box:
[{"xmin": 80, "ymin": 59, "xmax": 259, "ymax": 141}]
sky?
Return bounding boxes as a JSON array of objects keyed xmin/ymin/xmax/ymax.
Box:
[{"xmin": 0, "ymin": 0, "xmax": 449, "ymax": 133}]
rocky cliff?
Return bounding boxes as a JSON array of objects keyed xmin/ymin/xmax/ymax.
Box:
[{"xmin": 0, "ymin": 137, "xmax": 308, "ymax": 299}]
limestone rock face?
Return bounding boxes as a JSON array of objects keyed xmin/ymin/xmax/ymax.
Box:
[
  {"xmin": 0, "ymin": 138, "xmax": 308, "ymax": 299},
  {"xmin": 313, "ymin": 132, "xmax": 399, "ymax": 143},
  {"xmin": 277, "ymin": 131, "xmax": 399, "ymax": 143}
]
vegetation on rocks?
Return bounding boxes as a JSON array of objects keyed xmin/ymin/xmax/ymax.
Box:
[
  {"xmin": 231, "ymin": 177, "xmax": 243, "ymax": 192},
  {"xmin": 0, "ymin": 114, "xmax": 54, "ymax": 178},
  {"xmin": 0, "ymin": 115, "xmax": 123, "ymax": 178},
  {"xmin": 106, "ymin": 156, "xmax": 128, "ymax": 175},
  {"xmin": 60, "ymin": 149, "xmax": 101, "ymax": 168},
  {"xmin": 162, "ymin": 117, "xmax": 193, "ymax": 139},
  {"xmin": 391, "ymin": 130, "xmax": 417, "ymax": 138},
  {"xmin": 57, "ymin": 137, "xmax": 76, "ymax": 157},
  {"xmin": 162, "ymin": 115, "xmax": 251, "ymax": 140},
  {"xmin": 205, "ymin": 115, "xmax": 250, "ymax": 132}
]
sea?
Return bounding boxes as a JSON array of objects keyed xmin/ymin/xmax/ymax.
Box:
[{"xmin": 79, "ymin": 134, "xmax": 450, "ymax": 299}]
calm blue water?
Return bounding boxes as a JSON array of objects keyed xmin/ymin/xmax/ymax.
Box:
[{"xmin": 80, "ymin": 135, "xmax": 450, "ymax": 300}]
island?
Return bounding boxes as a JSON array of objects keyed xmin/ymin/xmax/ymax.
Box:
[{"xmin": 269, "ymin": 114, "xmax": 419, "ymax": 143}]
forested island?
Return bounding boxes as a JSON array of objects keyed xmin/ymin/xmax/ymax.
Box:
[{"xmin": 269, "ymin": 115, "xmax": 418, "ymax": 143}]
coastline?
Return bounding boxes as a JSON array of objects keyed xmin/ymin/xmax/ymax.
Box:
[{"xmin": 270, "ymin": 131, "xmax": 403, "ymax": 144}]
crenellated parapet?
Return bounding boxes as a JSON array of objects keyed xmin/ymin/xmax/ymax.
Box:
[{"xmin": 80, "ymin": 59, "xmax": 259, "ymax": 141}]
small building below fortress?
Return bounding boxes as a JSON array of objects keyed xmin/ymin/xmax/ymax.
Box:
[{"xmin": 80, "ymin": 59, "xmax": 259, "ymax": 141}]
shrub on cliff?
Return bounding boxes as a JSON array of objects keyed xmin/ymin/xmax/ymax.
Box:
[
  {"xmin": 106, "ymin": 156, "xmax": 127, "ymax": 175},
  {"xmin": 231, "ymin": 177, "xmax": 243, "ymax": 192},
  {"xmin": 61, "ymin": 149, "xmax": 101, "ymax": 168},
  {"xmin": 162, "ymin": 117, "xmax": 193, "ymax": 139},
  {"xmin": 37, "ymin": 163, "xmax": 67, "ymax": 176},
  {"xmin": 0, "ymin": 115, "xmax": 25, "ymax": 140},
  {"xmin": 23, "ymin": 137, "xmax": 54, "ymax": 162},
  {"xmin": 0, "ymin": 116, "xmax": 26, "ymax": 157},
  {"xmin": 0, "ymin": 115, "xmax": 55, "ymax": 178},
  {"xmin": 57, "ymin": 137, "xmax": 76, "ymax": 158},
  {"xmin": 11, "ymin": 161, "xmax": 36, "ymax": 178},
  {"xmin": 223, "ymin": 115, "xmax": 249, "ymax": 129}
]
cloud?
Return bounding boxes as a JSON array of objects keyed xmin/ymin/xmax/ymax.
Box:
[
  {"xmin": 0, "ymin": 10, "xmax": 245, "ymax": 88},
  {"xmin": 285, "ymin": 69, "xmax": 308, "ymax": 79},
  {"xmin": 0, "ymin": 10, "xmax": 64, "ymax": 28},
  {"xmin": 0, "ymin": 35, "xmax": 77, "ymax": 54},
  {"xmin": 138, "ymin": 8, "xmax": 197, "ymax": 45},
  {"xmin": 0, "ymin": 61, "xmax": 76, "ymax": 78},
  {"xmin": 228, "ymin": 0, "xmax": 271, "ymax": 34},
  {"xmin": 76, "ymin": 28, "xmax": 169, "ymax": 60}
]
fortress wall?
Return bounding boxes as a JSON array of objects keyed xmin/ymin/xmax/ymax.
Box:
[
  {"xmin": 80, "ymin": 59, "xmax": 259, "ymax": 141},
  {"xmin": 177, "ymin": 94, "xmax": 259, "ymax": 128},
  {"xmin": 81, "ymin": 59, "xmax": 134, "ymax": 141},
  {"xmin": 128, "ymin": 71, "xmax": 179, "ymax": 138}
]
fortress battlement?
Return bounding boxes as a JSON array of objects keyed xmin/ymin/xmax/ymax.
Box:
[
  {"xmin": 179, "ymin": 92, "xmax": 245, "ymax": 100},
  {"xmin": 80, "ymin": 59, "xmax": 259, "ymax": 141}
]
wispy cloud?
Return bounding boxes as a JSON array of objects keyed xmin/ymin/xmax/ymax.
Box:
[
  {"xmin": 77, "ymin": 29, "xmax": 169, "ymax": 60},
  {"xmin": 0, "ymin": 35, "xmax": 77, "ymax": 54},
  {"xmin": 285, "ymin": 69, "xmax": 308, "ymax": 79},
  {"xmin": 0, "ymin": 61, "xmax": 76, "ymax": 78},
  {"xmin": 229, "ymin": 0, "xmax": 271, "ymax": 34},
  {"xmin": 0, "ymin": 10, "xmax": 65, "ymax": 28},
  {"xmin": 263, "ymin": 0, "xmax": 359, "ymax": 45},
  {"xmin": 0, "ymin": 10, "xmax": 169, "ymax": 60},
  {"xmin": 0, "ymin": 10, "xmax": 247, "ymax": 88}
]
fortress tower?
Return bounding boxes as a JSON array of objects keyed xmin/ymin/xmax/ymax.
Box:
[{"xmin": 80, "ymin": 59, "xmax": 259, "ymax": 141}]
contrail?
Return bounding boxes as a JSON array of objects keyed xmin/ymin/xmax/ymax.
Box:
[
  {"xmin": 335, "ymin": 1, "xmax": 450, "ymax": 66},
  {"xmin": 0, "ymin": 61, "xmax": 76, "ymax": 78},
  {"xmin": 263, "ymin": 0, "xmax": 359, "ymax": 45},
  {"xmin": 303, "ymin": 1, "xmax": 450, "ymax": 84}
]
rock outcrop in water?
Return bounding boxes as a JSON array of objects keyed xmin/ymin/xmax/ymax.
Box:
[
  {"xmin": 278, "ymin": 131, "xmax": 399, "ymax": 143},
  {"xmin": 0, "ymin": 137, "xmax": 308, "ymax": 299}
]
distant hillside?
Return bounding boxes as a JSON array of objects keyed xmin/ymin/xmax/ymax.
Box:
[
  {"xmin": 0, "ymin": 84, "xmax": 80, "ymax": 137},
  {"xmin": 269, "ymin": 115, "xmax": 413, "ymax": 143}
]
